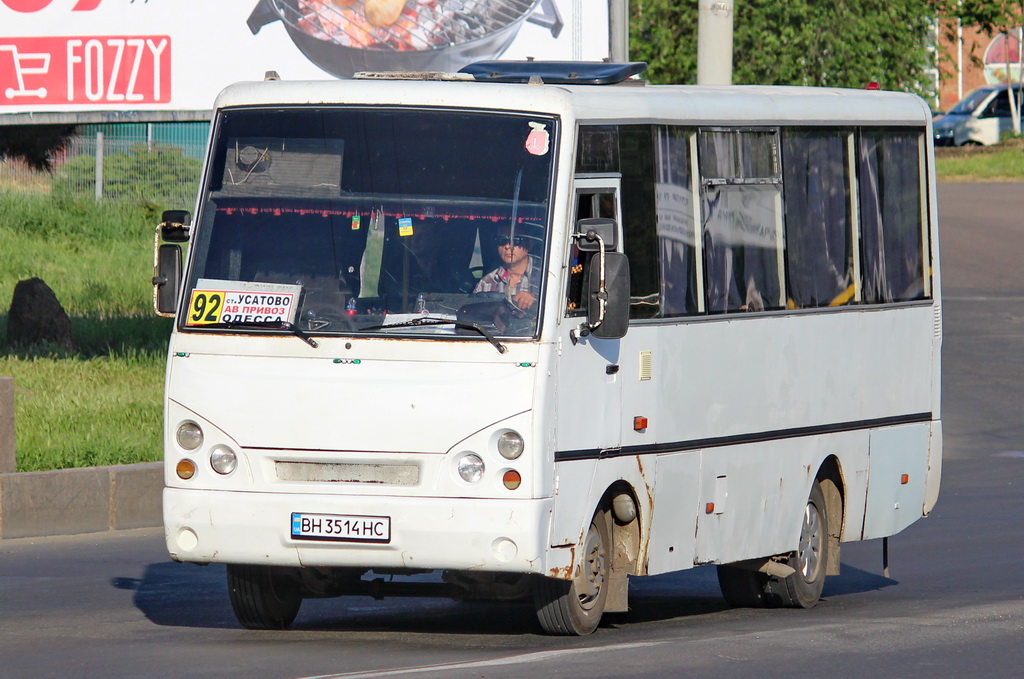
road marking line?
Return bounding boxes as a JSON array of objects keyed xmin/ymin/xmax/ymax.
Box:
[
  {"xmin": 298, "ymin": 640, "xmax": 671, "ymax": 679},
  {"xmin": 943, "ymin": 296, "xmax": 1024, "ymax": 301}
]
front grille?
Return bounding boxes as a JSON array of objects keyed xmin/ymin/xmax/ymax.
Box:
[{"xmin": 276, "ymin": 460, "xmax": 420, "ymax": 485}]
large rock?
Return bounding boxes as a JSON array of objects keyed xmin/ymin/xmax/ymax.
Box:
[{"xmin": 6, "ymin": 278, "xmax": 74, "ymax": 350}]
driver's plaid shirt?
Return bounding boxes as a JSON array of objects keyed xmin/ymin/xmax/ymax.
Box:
[{"xmin": 473, "ymin": 257, "xmax": 539, "ymax": 298}]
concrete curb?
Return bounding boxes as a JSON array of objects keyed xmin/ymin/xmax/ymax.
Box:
[{"xmin": 0, "ymin": 462, "xmax": 162, "ymax": 539}]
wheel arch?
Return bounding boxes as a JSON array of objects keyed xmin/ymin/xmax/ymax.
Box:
[
  {"xmin": 815, "ymin": 455, "xmax": 846, "ymax": 577},
  {"xmin": 595, "ymin": 480, "xmax": 644, "ymax": 612}
]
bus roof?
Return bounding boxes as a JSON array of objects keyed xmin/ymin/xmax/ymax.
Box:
[{"xmin": 211, "ymin": 72, "xmax": 932, "ymax": 128}]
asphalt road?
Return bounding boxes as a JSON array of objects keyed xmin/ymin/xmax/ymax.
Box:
[{"xmin": 1, "ymin": 182, "xmax": 1022, "ymax": 679}]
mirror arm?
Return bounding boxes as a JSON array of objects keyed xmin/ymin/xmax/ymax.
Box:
[
  {"xmin": 152, "ymin": 223, "xmax": 165, "ymax": 315},
  {"xmin": 574, "ymin": 229, "xmax": 608, "ymax": 338}
]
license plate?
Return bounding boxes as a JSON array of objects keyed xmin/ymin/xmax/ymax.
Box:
[{"xmin": 290, "ymin": 513, "xmax": 391, "ymax": 543}]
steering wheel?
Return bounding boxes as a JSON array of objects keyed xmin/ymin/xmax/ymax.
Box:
[{"xmin": 471, "ymin": 290, "xmax": 524, "ymax": 315}]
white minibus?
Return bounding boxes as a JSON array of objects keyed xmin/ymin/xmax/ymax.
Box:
[{"xmin": 154, "ymin": 61, "xmax": 942, "ymax": 635}]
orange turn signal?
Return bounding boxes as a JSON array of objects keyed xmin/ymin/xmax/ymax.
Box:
[
  {"xmin": 502, "ymin": 470, "xmax": 522, "ymax": 490},
  {"xmin": 176, "ymin": 458, "xmax": 196, "ymax": 480}
]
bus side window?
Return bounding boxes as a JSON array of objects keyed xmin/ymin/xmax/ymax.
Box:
[
  {"xmin": 699, "ymin": 130, "xmax": 785, "ymax": 313},
  {"xmin": 857, "ymin": 130, "xmax": 927, "ymax": 303},
  {"xmin": 782, "ymin": 129, "xmax": 855, "ymax": 308},
  {"xmin": 566, "ymin": 191, "xmax": 616, "ymax": 314},
  {"xmin": 651, "ymin": 125, "xmax": 699, "ymax": 317}
]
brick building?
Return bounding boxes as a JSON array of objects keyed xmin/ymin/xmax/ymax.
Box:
[{"xmin": 938, "ymin": 25, "xmax": 1022, "ymax": 111}]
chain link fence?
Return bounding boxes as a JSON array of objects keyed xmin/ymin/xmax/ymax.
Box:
[{"xmin": 0, "ymin": 123, "xmax": 207, "ymax": 208}]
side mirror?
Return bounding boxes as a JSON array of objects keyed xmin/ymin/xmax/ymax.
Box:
[
  {"xmin": 587, "ymin": 252, "xmax": 629, "ymax": 339},
  {"xmin": 153, "ymin": 210, "xmax": 189, "ymax": 317},
  {"xmin": 575, "ymin": 218, "xmax": 618, "ymax": 252},
  {"xmin": 153, "ymin": 243, "xmax": 182, "ymax": 316}
]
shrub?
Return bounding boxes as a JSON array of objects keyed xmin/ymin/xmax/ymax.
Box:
[{"xmin": 53, "ymin": 143, "xmax": 200, "ymax": 206}]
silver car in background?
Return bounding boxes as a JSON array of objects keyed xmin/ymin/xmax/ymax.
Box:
[{"xmin": 934, "ymin": 84, "xmax": 1023, "ymax": 146}]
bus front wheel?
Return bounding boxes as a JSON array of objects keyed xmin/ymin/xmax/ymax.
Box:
[
  {"xmin": 533, "ymin": 510, "xmax": 611, "ymax": 635},
  {"xmin": 226, "ymin": 564, "xmax": 303, "ymax": 630}
]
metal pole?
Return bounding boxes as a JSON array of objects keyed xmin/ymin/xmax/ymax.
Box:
[
  {"xmin": 94, "ymin": 131, "xmax": 104, "ymax": 201},
  {"xmin": 957, "ymin": 20, "xmax": 963, "ymax": 102},
  {"xmin": 609, "ymin": 0, "xmax": 629, "ymax": 62},
  {"xmin": 697, "ymin": 0, "xmax": 735, "ymax": 85}
]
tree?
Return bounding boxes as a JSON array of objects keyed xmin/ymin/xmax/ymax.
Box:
[
  {"xmin": 933, "ymin": 0, "xmax": 1022, "ymax": 40},
  {"xmin": 630, "ymin": 0, "xmax": 936, "ymax": 95},
  {"xmin": 933, "ymin": 0, "xmax": 1023, "ymax": 130},
  {"xmin": 0, "ymin": 124, "xmax": 76, "ymax": 171}
]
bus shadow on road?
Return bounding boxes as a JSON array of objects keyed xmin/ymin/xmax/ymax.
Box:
[
  {"xmin": 115, "ymin": 559, "xmax": 898, "ymax": 634},
  {"xmin": 113, "ymin": 561, "xmax": 238, "ymax": 629},
  {"xmin": 617, "ymin": 562, "xmax": 897, "ymax": 622},
  {"xmin": 824, "ymin": 563, "xmax": 898, "ymax": 597}
]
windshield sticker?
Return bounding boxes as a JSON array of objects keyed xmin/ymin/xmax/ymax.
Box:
[
  {"xmin": 525, "ymin": 122, "xmax": 550, "ymax": 156},
  {"xmin": 399, "ymin": 217, "xmax": 414, "ymax": 237},
  {"xmin": 186, "ymin": 279, "xmax": 302, "ymax": 326},
  {"xmin": 351, "ymin": 215, "xmax": 361, "ymax": 230}
]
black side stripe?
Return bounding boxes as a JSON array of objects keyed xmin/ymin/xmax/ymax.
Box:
[{"xmin": 554, "ymin": 412, "xmax": 934, "ymax": 463}]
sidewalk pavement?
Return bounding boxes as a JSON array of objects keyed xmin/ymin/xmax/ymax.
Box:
[{"xmin": 0, "ymin": 462, "xmax": 162, "ymax": 539}]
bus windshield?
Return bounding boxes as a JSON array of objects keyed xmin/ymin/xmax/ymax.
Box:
[{"xmin": 183, "ymin": 107, "xmax": 556, "ymax": 340}]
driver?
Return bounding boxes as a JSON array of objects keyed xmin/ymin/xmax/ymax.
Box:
[{"xmin": 473, "ymin": 225, "xmax": 542, "ymax": 310}]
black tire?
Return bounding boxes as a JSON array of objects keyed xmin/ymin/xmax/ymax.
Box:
[
  {"xmin": 533, "ymin": 510, "xmax": 610, "ymax": 635},
  {"xmin": 716, "ymin": 563, "xmax": 771, "ymax": 608},
  {"xmin": 226, "ymin": 564, "xmax": 303, "ymax": 630},
  {"xmin": 717, "ymin": 481, "xmax": 829, "ymax": 609},
  {"xmin": 768, "ymin": 481, "xmax": 828, "ymax": 608}
]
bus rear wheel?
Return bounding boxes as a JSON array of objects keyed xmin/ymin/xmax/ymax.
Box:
[
  {"xmin": 533, "ymin": 510, "xmax": 610, "ymax": 635},
  {"xmin": 226, "ymin": 564, "xmax": 303, "ymax": 630},
  {"xmin": 717, "ymin": 481, "xmax": 829, "ymax": 609},
  {"xmin": 767, "ymin": 481, "xmax": 828, "ymax": 608}
]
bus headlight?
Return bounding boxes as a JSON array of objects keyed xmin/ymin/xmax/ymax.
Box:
[
  {"xmin": 457, "ymin": 454, "xmax": 485, "ymax": 483},
  {"xmin": 496, "ymin": 431, "xmax": 524, "ymax": 460},
  {"xmin": 176, "ymin": 422, "xmax": 203, "ymax": 450},
  {"xmin": 210, "ymin": 445, "xmax": 237, "ymax": 475}
]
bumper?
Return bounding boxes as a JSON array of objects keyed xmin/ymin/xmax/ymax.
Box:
[{"xmin": 164, "ymin": 487, "xmax": 553, "ymax": 574}]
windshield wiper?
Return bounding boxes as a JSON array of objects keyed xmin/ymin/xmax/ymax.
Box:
[
  {"xmin": 198, "ymin": 320, "xmax": 320, "ymax": 349},
  {"xmin": 364, "ymin": 317, "xmax": 507, "ymax": 354}
]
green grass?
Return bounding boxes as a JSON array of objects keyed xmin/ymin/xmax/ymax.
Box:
[
  {"xmin": 935, "ymin": 139, "xmax": 1024, "ymax": 182},
  {"xmin": 0, "ymin": 351, "xmax": 165, "ymax": 472},
  {"xmin": 1, "ymin": 192, "xmax": 172, "ymax": 472},
  {"xmin": 0, "ymin": 193, "xmax": 162, "ymax": 314}
]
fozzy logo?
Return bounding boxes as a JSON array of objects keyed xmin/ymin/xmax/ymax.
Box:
[
  {"xmin": 1, "ymin": 0, "xmax": 102, "ymax": 11},
  {"xmin": 2, "ymin": 35, "xmax": 170, "ymax": 104}
]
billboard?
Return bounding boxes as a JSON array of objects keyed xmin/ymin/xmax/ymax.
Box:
[{"xmin": 1, "ymin": 0, "xmax": 610, "ymax": 118}]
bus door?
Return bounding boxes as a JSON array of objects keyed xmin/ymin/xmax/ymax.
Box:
[{"xmin": 551, "ymin": 178, "xmax": 624, "ymax": 544}]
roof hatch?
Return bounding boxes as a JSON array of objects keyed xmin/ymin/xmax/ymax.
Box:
[{"xmin": 458, "ymin": 60, "xmax": 648, "ymax": 85}]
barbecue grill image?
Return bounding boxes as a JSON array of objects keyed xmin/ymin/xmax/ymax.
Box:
[{"xmin": 247, "ymin": 0, "xmax": 564, "ymax": 79}]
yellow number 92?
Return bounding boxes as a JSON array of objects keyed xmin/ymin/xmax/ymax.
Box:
[{"xmin": 188, "ymin": 290, "xmax": 224, "ymax": 325}]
